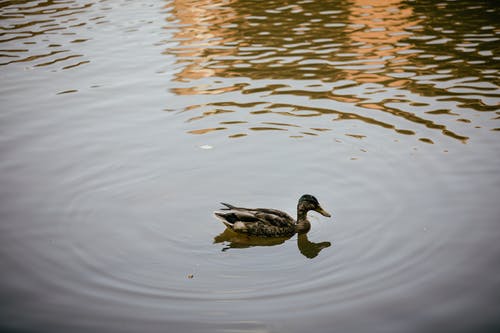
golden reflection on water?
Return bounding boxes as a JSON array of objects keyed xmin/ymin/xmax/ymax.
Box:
[
  {"xmin": 1, "ymin": 0, "xmax": 498, "ymax": 142},
  {"xmin": 164, "ymin": 0, "xmax": 499, "ymax": 142}
]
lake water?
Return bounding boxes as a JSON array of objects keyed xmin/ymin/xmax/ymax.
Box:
[{"xmin": 1, "ymin": 0, "xmax": 499, "ymax": 332}]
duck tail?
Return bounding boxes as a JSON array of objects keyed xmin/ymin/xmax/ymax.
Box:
[
  {"xmin": 220, "ymin": 202, "xmax": 236, "ymax": 210},
  {"xmin": 213, "ymin": 211, "xmax": 235, "ymax": 229}
]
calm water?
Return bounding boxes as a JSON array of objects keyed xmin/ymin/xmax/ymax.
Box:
[{"xmin": 1, "ymin": 0, "xmax": 500, "ymax": 332}]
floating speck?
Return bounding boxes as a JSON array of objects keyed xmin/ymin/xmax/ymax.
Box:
[
  {"xmin": 187, "ymin": 274, "xmax": 194, "ymax": 279},
  {"xmin": 200, "ymin": 145, "xmax": 213, "ymax": 150}
]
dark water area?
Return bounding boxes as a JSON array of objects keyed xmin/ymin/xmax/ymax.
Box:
[{"xmin": 1, "ymin": 0, "xmax": 499, "ymax": 332}]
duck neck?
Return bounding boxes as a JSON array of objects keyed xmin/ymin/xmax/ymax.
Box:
[{"xmin": 296, "ymin": 207, "xmax": 311, "ymax": 233}]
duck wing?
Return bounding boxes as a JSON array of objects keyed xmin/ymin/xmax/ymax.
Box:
[
  {"xmin": 220, "ymin": 203, "xmax": 293, "ymax": 222},
  {"xmin": 215, "ymin": 205, "xmax": 294, "ymax": 228},
  {"xmin": 253, "ymin": 210, "xmax": 294, "ymax": 227}
]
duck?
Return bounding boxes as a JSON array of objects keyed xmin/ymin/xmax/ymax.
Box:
[{"xmin": 213, "ymin": 194, "xmax": 331, "ymax": 237}]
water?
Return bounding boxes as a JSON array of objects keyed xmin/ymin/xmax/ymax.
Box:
[{"xmin": 1, "ymin": 0, "xmax": 499, "ymax": 332}]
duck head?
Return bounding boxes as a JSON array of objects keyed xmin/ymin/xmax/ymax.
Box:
[{"xmin": 298, "ymin": 194, "xmax": 331, "ymax": 218}]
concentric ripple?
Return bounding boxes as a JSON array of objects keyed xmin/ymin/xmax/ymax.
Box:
[{"xmin": 0, "ymin": 132, "xmax": 482, "ymax": 329}]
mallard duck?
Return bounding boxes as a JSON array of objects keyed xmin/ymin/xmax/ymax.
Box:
[{"xmin": 214, "ymin": 194, "xmax": 331, "ymax": 237}]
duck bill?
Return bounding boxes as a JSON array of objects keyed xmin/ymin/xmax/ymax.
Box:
[{"xmin": 315, "ymin": 206, "xmax": 331, "ymax": 218}]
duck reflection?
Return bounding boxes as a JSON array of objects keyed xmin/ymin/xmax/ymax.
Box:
[
  {"xmin": 297, "ymin": 233, "xmax": 331, "ymax": 259},
  {"xmin": 214, "ymin": 229, "xmax": 331, "ymax": 259}
]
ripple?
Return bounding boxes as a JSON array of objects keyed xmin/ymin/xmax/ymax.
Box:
[
  {"xmin": 162, "ymin": 0, "xmax": 499, "ymax": 144},
  {"xmin": 1, "ymin": 0, "xmax": 500, "ymax": 332},
  {"xmin": 0, "ymin": 0, "xmax": 95, "ymax": 70},
  {"xmin": 19, "ymin": 137, "xmax": 444, "ymax": 315}
]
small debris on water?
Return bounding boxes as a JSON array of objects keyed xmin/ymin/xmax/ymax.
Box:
[
  {"xmin": 187, "ymin": 274, "xmax": 194, "ymax": 279},
  {"xmin": 200, "ymin": 145, "xmax": 213, "ymax": 150}
]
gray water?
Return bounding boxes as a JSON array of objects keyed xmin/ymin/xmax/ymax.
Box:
[{"xmin": 1, "ymin": 1, "xmax": 500, "ymax": 332}]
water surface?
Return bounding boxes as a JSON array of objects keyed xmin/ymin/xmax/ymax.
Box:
[{"xmin": 1, "ymin": 0, "xmax": 500, "ymax": 332}]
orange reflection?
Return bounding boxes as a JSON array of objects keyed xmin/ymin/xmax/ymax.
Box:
[
  {"xmin": 163, "ymin": 0, "xmax": 469, "ymax": 142},
  {"xmin": 165, "ymin": 0, "xmax": 421, "ymax": 86},
  {"xmin": 343, "ymin": 0, "xmax": 421, "ymax": 84},
  {"xmin": 164, "ymin": 0, "xmax": 237, "ymax": 83}
]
